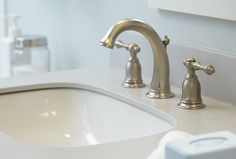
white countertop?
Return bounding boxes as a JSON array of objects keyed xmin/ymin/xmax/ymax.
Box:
[{"xmin": 0, "ymin": 68, "xmax": 236, "ymax": 159}]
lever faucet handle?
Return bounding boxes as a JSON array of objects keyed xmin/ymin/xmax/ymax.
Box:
[
  {"xmin": 115, "ymin": 40, "xmax": 141, "ymax": 55},
  {"xmin": 115, "ymin": 40, "xmax": 129, "ymax": 50},
  {"xmin": 162, "ymin": 35, "xmax": 170, "ymax": 49},
  {"xmin": 184, "ymin": 58, "xmax": 215, "ymax": 75}
]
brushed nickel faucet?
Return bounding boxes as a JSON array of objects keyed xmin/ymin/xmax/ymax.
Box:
[
  {"xmin": 178, "ymin": 58, "xmax": 215, "ymax": 109},
  {"xmin": 115, "ymin": 40, "xmax": 145, "ymax": 88},
  {"xmin": 100, "ymin": 19, "xmax": 174, "ymax": 99}
]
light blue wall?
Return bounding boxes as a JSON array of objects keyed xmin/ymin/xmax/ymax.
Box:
[
  {"xmin": 7, "ymin": 0, "xmax": 236, "ymax": 70},
  {"xmin": 155, "ymin": 10, "xmax": 236, "ymax": 55},
  {"xmin": 97, "ymin": 0, "xmax": 236, "ymax": 55},
  {"xmin": 8, "ymin": 0, "xmax": 69, "ymax": 70},
  {"xmin": 8, "ymin": 0, "xmax": 110, "ymax": 70}
]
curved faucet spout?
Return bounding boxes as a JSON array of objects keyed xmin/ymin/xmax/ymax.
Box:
[{"xmin": 100, "ymin": 19, "xmax": 174, "ymax": 99}]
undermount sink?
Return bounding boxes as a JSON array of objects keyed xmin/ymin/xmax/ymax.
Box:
[{"xmin": 0, "ymin": 86, "xmax": 175, "ymax": 147}]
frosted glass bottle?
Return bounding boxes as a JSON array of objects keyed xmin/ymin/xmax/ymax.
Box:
[{"xmin": 11, "ymin": 35, "xmax": 50, "ymax": 76}]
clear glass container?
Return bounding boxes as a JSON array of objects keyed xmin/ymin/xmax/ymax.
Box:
[{"xmin": 11, "ymin": 35, "xmax": 50, "ymax": 76}]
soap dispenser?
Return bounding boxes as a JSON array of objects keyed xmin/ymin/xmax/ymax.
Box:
[{"xmin": 0, "ymin": 13, "xmax": 21, "ymax": 77}]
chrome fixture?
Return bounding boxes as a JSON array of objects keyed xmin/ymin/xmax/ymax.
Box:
[
  {"xmin": 100, "ymin": 19, "xmax": 174, "ymax": 99},
  {"xmin": 115, "ymin": 40, "xmax": 145, "ymax": 88},
  {"xmin": 178, "ymin": 58, "xmax": 215, "ymax": 110}
]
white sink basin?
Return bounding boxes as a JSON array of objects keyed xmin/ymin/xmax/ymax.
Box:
[{"xmin": 0, "ymin": 87, "xmax": 175, "ymax": 147}]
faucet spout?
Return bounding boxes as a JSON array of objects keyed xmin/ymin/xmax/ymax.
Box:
[{"xmin": 100, "ymin": 19, "xmax": 174, "ymax": 99}]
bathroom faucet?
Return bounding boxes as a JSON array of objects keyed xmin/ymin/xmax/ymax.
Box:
[{"xmin": 100, "ymin": 19, "xmax": 174, "ymax": 99}]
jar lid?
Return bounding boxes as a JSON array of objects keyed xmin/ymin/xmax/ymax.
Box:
[{"xmin": 14, "ymin": 34, "xmax": 48, "ymax": 48}]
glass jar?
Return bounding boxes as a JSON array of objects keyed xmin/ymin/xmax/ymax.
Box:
[{"xmin": 12, "ymin": 35, "xmax": 50, "ymax": 76}]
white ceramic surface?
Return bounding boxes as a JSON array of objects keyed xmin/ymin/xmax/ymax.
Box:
[
  {"xmin": 0, "ymin": 88, "xmax": 174, "ymax": 147},
  {"xmin": 0, "ymin": 68, "xmax": 236, "ymax": 159},
  {"xmin": 166, "ymin": 131, "xmax": 236, "ymax": 159}
]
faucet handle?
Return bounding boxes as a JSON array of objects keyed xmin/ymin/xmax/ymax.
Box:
[
  {"xmin": 162, "ymin": 35, "xmax": 170, "ymax": 49},
  {"xmin": 115, "ymin": 40, "xmax": 129, "ymax": 50},
  {"xmin": 178, "ymin": 58, "xmax": 215, "ymax": 110},
  {"xmin": 184, "ymin": 58, "xmax": 215, "ymax": 75},
  {"xmin": 115, "ymin": 40, "xmax": 141, "ymax": 55},
  {"xmin": 114, "ymin": 40, "xmax": 145, "ymax": 88}
]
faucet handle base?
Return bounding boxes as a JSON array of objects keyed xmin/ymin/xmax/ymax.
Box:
[
  {"xmin": 122, "ymin": 82, "xmax": 146, "ymax": 88},
  {"xmin": 178, "ymin": 100, "xmax": 206, "ymax": 110},
  {"xmin": 146, "ymin": 90, "xmax": 174, "ymax": 99}
]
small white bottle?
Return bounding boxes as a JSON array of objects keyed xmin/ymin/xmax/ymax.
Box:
[{"xmin": 0, "ymin": 13, "xmax": 21, "ymax": 77}]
